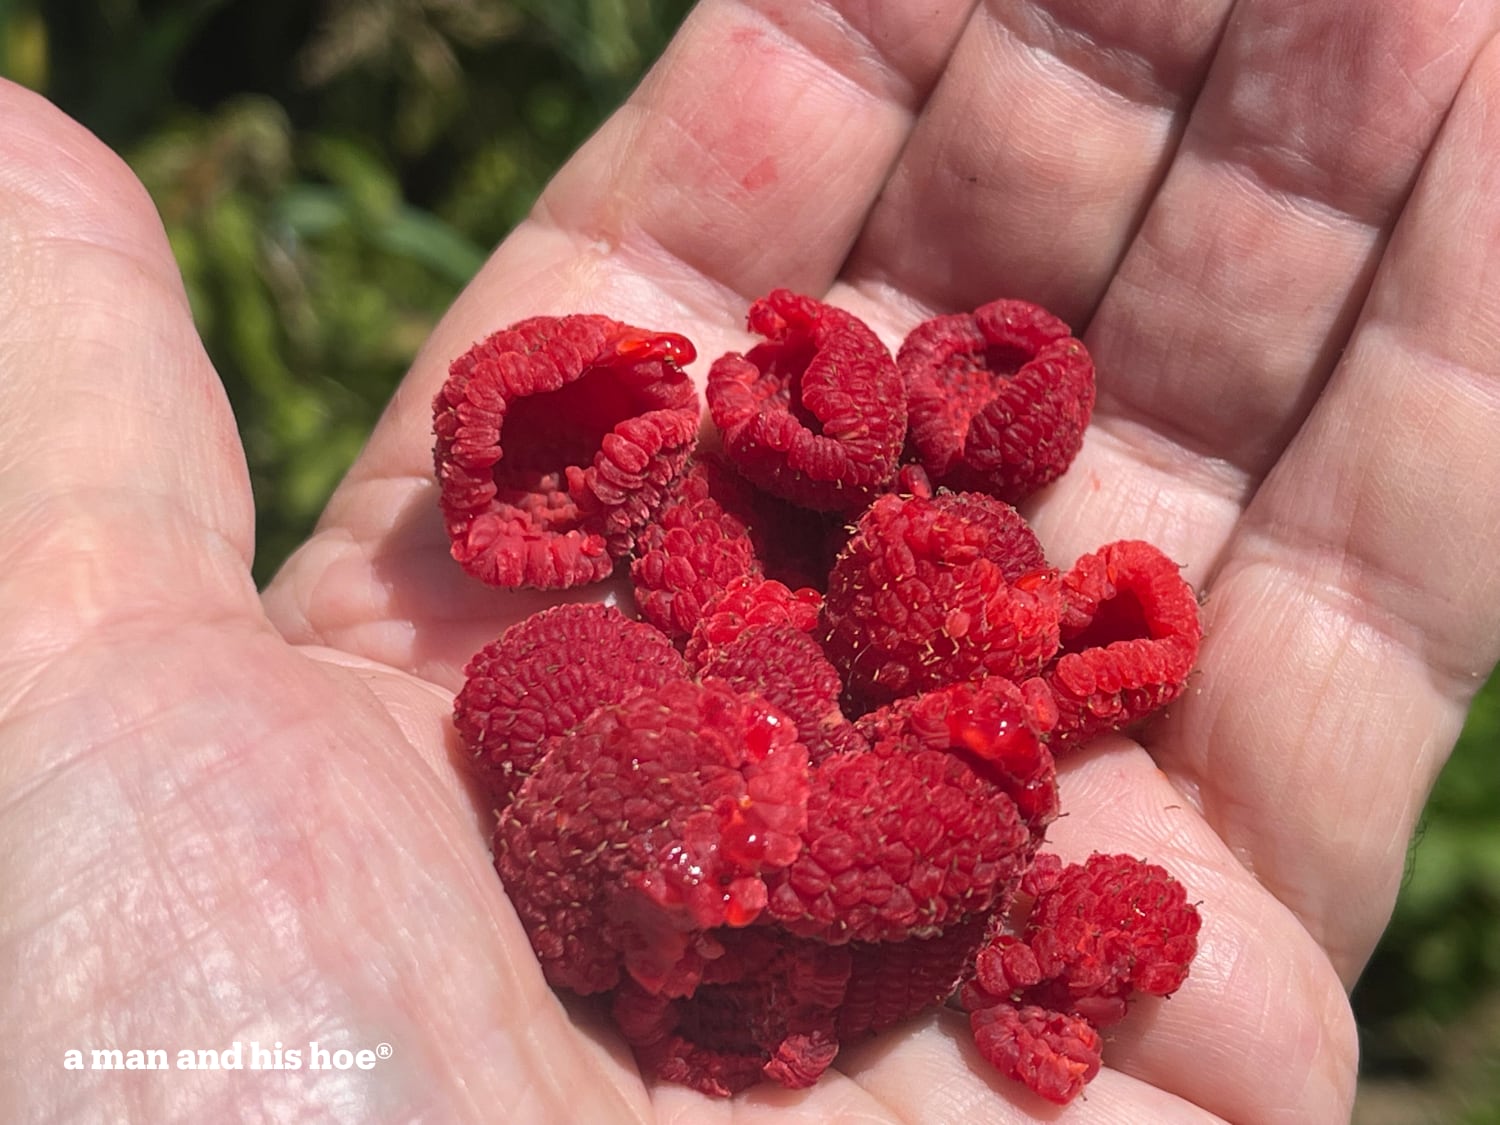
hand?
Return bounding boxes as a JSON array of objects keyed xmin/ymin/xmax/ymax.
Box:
[{"xmin": 5, "ymin": 3, "xmax": 1500, "ymax": 1120}]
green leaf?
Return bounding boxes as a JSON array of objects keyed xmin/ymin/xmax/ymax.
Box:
[{"xmin": 375, "ymin": 205, "xmax": 487, "ymax": 285}]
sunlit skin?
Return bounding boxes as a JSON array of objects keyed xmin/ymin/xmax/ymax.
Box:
[{"xmin": 5, "ymin": 2, "xmax": 1500, "ymax": 1122}]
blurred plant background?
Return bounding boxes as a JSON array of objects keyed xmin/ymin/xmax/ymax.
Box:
[
  {"xmin": 2, "ymin": 1, "xmax": 1496, "ymax": 1117},
  {"xmin": 4, "ymin": 0, "xmax": 696, "ymax": 578}
]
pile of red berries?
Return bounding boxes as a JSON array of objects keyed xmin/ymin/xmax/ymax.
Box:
[{"xmin": 433, "ymin": 290, "xmax": 1202, "ymax": 1105}]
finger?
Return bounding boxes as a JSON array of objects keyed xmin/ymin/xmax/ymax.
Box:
[
  {"xmin": 1029, "ymin": 0, "xmax": 1498, "ymax": 573},
  {"xmin": 0, "ymin": 80, "xmax": 262, "ymax": 724},
  {"xmin": 542, "ymin": 0, "xmax": 980, "ymax": 305},
  {"xmin": 262, "ymin": 0, "xmax": 977, "ymax": 685},
  {"xmin": 1153, "ymin": 34, "xmax": 1500, "ymax": 982},
  {"xmin": 843, "ymin": 0, "xmax": 1233, "ymax": 325}
]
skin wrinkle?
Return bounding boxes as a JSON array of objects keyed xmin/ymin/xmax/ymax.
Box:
[
  {"xmin": 1073, "ymin": 3, "xmax": 1500, "ymax": 517},
  {"xmin": 2, "ymin": 681, "xmax": 335, "ymax": 941},
  {"xmin": 0, "ymin": 299, "xmax": 253, "ymax": 585},
  {"xmin": 1223, "ymin": 541, "xmax": 1467, "ymax": 718},
  {"xmin": 985, "ymin": 0, "xmax": 1231, "ymax": 111},
  {"xmin": 533, "ymin": 197, "xmax": 758, "ymax": 333},
  {"xmin": 0, "ymin": 140, "xmax": 255, "ymax": 553},
  {"xmin": 736, "ymin": 0, "xmax": 948, "ymax": 110},
  {"xmin": 1085, "ymin": 178, "xmax": 1379, "ymax": 481},
  {"xmin": 1228, "ymin": 365, "xmax": 1500, "ymax": 695},
  {"xmin": 0, "ymin": 136, "xmax": 165, "ymax": 267},
  {"xmin": 1186, "ymin": 578, "xmax": 1456, "ymax": 974},
  {"xmin": 1100, "ymin": 177, "xmax": 1368, "ymax": 385},
  {"xmin": 2, "ymin": 630, "xmax": 513, "ymax": 1122},
  {"xmin": 3, "ymin": 478, "xmax": 254, "ymax": 584},
  {"xmin": 1196, "ymin": 4, "xmax": 1469, "ymax": 227},
  {"xmin": 627, "ymin": 90, "xmax": 888, "ymax": 294},
  {"xmin": 0, "ymin": 615, "xmax": 270, "ymax": 813},
  {"xmin": 1370, "ymin": 291, "xmax": 1500, "ymax": 404},
  {"xmin": 12, "ymin": 897, "xmax": 329, "ymax": 1121},
  {"xmin": 85, "ymin": 678, "xmax": 564, "ymax": 1122},
  {"xmin": 21, "ymin": 229, "xmax": 197, "ymax": 317},
  {"xmin": 1392, "ymin": 334, "xmax": 1500, "ymax": 437},
  {"xmin": 1, "ymin": 434, "xmax": 254, "ymax": 597},
  {"xmin": 843, "ymin": 6, "xmax": 1201, "ymax": 324},
  {"xmin": 522, "ymin": 2, "xmax": 978, "ymax": 319},
  {"xmin": 1085, "ymin": 415, "xmax": 1249, "ymax": 514}
]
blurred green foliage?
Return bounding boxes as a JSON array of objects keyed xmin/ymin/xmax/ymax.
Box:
[
  {"xmin": 3, "ymin": 0, "xmax": 1499, "ymax": 1112},
  {"xmin": 8, "ymin": 0, "xmax": 691, "ymax": 580},
  {"xmin": 1353, "ymin": 668, "xmax": 1500, "ymax": 1119}
]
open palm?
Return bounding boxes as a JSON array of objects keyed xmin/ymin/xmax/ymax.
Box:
[{"xmin": 6, "ymin": 3, "xmax": 1500, "ymax": 1121}]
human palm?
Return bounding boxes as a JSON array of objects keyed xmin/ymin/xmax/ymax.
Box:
[{"xmin": 6, "ymin": 3, "xmax": 1500, "ymax": 1121}]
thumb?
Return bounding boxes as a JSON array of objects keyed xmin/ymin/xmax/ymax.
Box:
[{"xmin": 0, "ymin": 79, "xmax": 261, "ymax": 655}]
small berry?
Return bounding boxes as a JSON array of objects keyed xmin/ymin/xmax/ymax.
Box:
[
  {"xmin": 707, "ymin": 290, "xmax": 906, "ymax": 511},
  {"xmin": 901, "ymin": 298, "xmax": 1094, "ymax": 503},
  {"xmin": 821, "ymin": 492, "xmax": 1059, "ymax": 707},
  {"xmin": 1045, "ymin": 540, "xmax": 1202, "ymax": 750},
  {"xmin": 966, "ymin": 1002, "xmax": 1103, "ymax": 1106}
]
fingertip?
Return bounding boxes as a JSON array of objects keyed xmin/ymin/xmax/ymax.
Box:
[{"xmin": 0, "ymin": 78, "xmax": 184, "ymax": 287}]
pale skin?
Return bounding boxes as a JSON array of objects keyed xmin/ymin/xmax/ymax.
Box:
[{"xmin": 3, "ymin": 1, "xmax": 1500, "ymax": 1120}]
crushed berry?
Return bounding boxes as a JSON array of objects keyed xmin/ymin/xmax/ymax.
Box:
[
  {"xmin": 972, "ymin": 852, "xmax": 1202, "ymax": 1017},
  {"xmin": 494, "ymin": 680, "xmax": 809, "ymax": 997},
  {"xmin": 454, "ymin": 603, "xmax": 688, "ymax": 811},
  {"xmin": 900, "ymin": 298, "xmax": 1095, "ymax": 503},
  {"xmin": 960, "ymin": 853, "xmax": 1200, "ymax": 1104},
  {"xmin": 707, "ymin": 290, "xmax": 905, "ymax": 511},
  {"xmin": 966, "ymin": 1002, "xmax": 1103, "ymax": 1106},
  {"xmin": 433, "ymin": 314, "xmax": 699, "ymax": 588}
]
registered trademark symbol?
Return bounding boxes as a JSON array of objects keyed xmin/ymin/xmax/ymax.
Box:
[{"xmin": 376, "ymin": 1043, "xmax": 393, "ymax": 1059}]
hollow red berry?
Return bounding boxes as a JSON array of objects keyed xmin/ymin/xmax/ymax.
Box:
[
  {"xmin": 433, "ymin": 314, "xmax": 699, "ymax": 589},
  {"xmin": 707, "ymin": 290, "xmax": 905, "ymax": 512},
  {"xmin": 901, "ymin": 298, "xmax": 1094, "ymax": 503}
]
